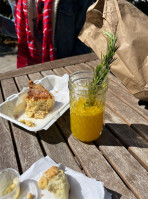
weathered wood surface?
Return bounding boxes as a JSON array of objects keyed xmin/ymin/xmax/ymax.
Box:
[
  {"xmin": 0, "ymin": 89, "xmax": 18, "ymax": 171},
  {"xmin": 96, "ymin": 127, "xmax": 148, "ymax": 199},
  {"xmin": 54, "ymin": 65, "xmax": 136, "ymax": 198},
  {"xmin": 108, "ymin": 79, "xmax": 148, "ymax": 121},
  {"xmin": 106, "ymin": 123, "xmax": 148, "ymax": 170},
  {"xmin": 57, "ymin": 111, "xmax": 135, "ymax": 199},
  {"xmin": 131, "ymin": 124, "xmax": 148, "ymax": 142},
  {"xmin": 0, "ymin": 53, "xmax": 98, "ymax": 80},
  {"xmin": 104, "ymin": 107, "xmax": 148, "ymax": 170},
  {"xmin": 74, "ymin": 62, "xmax": 148, "ymax": 170},
  {"xmin": 0, "ymin": 56, "xmax": 148, "ymax": 199},
  {"xmin": 28, "ymin": 72, "xmax": 81, "ymax": 172},
  {"xmin": 1, "ymin": 78, "xmax": 44, "ymax": 173},
  {"xmin": 62, "ymin": 62, "xmax": 148, "ymax": 198},
  {"xmin": 15, "ymin": 75, "xmax": 29, "ymax": 91}
]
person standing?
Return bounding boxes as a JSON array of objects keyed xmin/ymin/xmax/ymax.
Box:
[{"xmin": 0, "ymin": 0, "xmax": 94, "ymax": 68}]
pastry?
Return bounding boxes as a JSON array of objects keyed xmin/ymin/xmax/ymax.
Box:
[
  {"xmin": 19, "ymin": 119, "xmax": 35, "ymax": 127},
  {"xmin": 25, "ymin": 80, "xmax": 55, "ymax": 119},
  {"xmin": 38, "ymin": 166, "xmax": 70, "ymax": 199}
]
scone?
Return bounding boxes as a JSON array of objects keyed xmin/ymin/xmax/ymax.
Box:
[
  {"xmin": 38, "ymin": 166, "xmax": 70, "ymax": 199},
  {"xmin": 25, "ymin": 80, "xmax": 55, "ymax": 119}
]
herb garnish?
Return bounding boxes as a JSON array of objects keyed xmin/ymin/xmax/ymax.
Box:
[{"xmin": 85, "ymin": 31, "xmax": 118, "ymax": 106}]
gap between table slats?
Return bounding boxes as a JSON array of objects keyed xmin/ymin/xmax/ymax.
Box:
[
  {"xmin": 0, "ymin": 84, "xmax": 19, "ymax": 171},
  {"xmin": 27, "ymin": 71, "xmax": 82, "ymax": 172},
  {"xmin": 51, "ymin": 62, "xmax": 148, "ymax": 171},
  {"xmin": 0, "ymin": 53, "xmax": 98, "ymax": 80},
  {"xmin": 86, "ymin": 60, "xmax": 148, "ymax": 141},
  {"xmin": 95, "ymin": 127, "xmax": 148, "ymax": 199},
  {"xmin": 58, "ymin": 63, "xmax": 148, "ymax": 198},
  {"xmin": 1, "ymin": 77, "xmax": 44, "ymax": 173},
  {"xmin": 52, "ymin": 65, "xmax": 136, "ymax": 198},
  {"xmin": 4, "ymin": 63, "xmax": 147, "ymax": 197},
  {"xmin": 43, "ymin": 64, "xmax": 148, "ymax": 169}
]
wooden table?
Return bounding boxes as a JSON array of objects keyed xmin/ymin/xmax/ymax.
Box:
[{"xmin": 0, "ymin": 53, "xmax": 148, "ymax": 199}]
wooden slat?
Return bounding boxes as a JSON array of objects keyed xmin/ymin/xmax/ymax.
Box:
[
  {"xmin": 106, "ymin": 123, "xmax": 148, "ymax": 170},
  {"xmin": 131, "ymin": 124, "xmax": 148, "ymax": 142},
  {"xmin": 107, "ymin": 77, "xmax": 148, "ymax": 141},
  {"xmin": 39, "ymin": 125, "xmax": 81, "ymax": 172},
  {"xmin": 106, "ymin": 91, "xmax": 148, "ymax": 125},
  {"xmin": 105, "ymin": 91, "xmax": 148, "ymax": 170},
  {"xmin": 96, "ymin": 127, "xmax": 148, "ymax": 199},
  {"xmin": 105, "ymin": 106, "xmax": 148, "ymax": 170},
  {"xmin": 54, "ymin": 64, "xmax": 148, "ymax": 178},
  {"xmin": 104, "ymin": 106, "xmax": 126, "ymax": 124},
  {"xmin": 55, "ymin": 62, "xmax": 148, "ymax": 171},
  {"xmin": 85, "ymin": 60, "xmax": 100, "ymax": 67},
  {"xmin": 0, "ymin": 117, "xmax": 19, "ymax": 170},
  {"xmin": 108, "ymin": 73, "xmax": 131, "ymax": 92},
  {"xmin": 54, "ymin": 65, "xmax": 136, "ymax": 198},
  {"xmin": 28, "ymin": 72, "xmax": 43, "ymax": 81},
  {"xmin": 56, "ymin": 111, "xmax": 136, "ymax": 199},
  {"xmin": 41, "ymin": 70, "xmax": 55, "ymax": 76},
  {"xmin": 1, "ymin": 78, "xmax": 44, "ymax": 173},
  {"xmin": 0, "ymin": 87, "xmax": 18, "ymax": 171},
  {"xmin": 53, "ymin": 67, "xmax": 68, "ymax": 76},
  {"xmin": 0, "ymin": 53, "xmax": 98, "ymax": 80},
  {"xmin": 29, "ymin": 71, "xmax": 81, "ymax": 172},
  {"xmin": 105, "ymin": 106, "xmax": 148, "ymax": 168},
  {"xmin": 48, "ymin": 67, "xmax": 135, "ymax": 197},
  {"xmin": 108, "ymin": 78, "xmax": 148, "ymax": 121},
  {"xmin": 15, "ymin": 75, "xmax": 29, "ymax": 91},
  {"xmin": 65, "ymin": 63, "xmax": 91, "ymax": 74}
]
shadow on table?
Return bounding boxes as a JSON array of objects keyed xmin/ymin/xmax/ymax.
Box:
[
  {"xmin": 37, "ymin": 110, "xmax": 72, "ymax": 145},
  {"xmin": 13, "ymin": 109, "xmax": 71, "ymax": 145},
  {"xmin": 138, "ymin": 100, "xmax": 148, "ymax": 110},
  {"xmin": 14, "ymin": 123, "xmax": 66, "ymax": 144},
  {"xmin": 38, "ymin": 124, "xmax": 68, "ymax": 145},
  {"xmin": 14, "ymin": 111, "xmax": 148, "ymax": 149},
  {"xmin": 95, "ymin": 123, "xmax": 148, "ymax": 148},
  {"xmin": 106, "ymin": 188, "xmax": 122, "ymax": 199}
]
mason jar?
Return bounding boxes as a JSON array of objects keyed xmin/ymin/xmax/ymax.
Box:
[{"xmin": 68, "ymin": 70, "xmax": 108, "ymax": 142}]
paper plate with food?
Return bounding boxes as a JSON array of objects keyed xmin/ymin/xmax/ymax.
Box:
[
  {"xmin": 19, "ymin": 156, "xmax": 111, "ymax": 199},
  {"xmin": 0, "ymin": 74, "xmax": 69, "ymax": 132},
  {"xmin": 0, "ymin": 156, "xmax": 111, "ymax": 199}
]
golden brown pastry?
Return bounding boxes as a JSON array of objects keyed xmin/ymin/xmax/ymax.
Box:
[
  {"xmin": 26, "ymin": 193, "xmax": 33, "ymax": 199},
  {"xmin": 25, "ymin": 80, "xmax": 55, "ymax": 119},
  {"xmin": 19, "ymin": 119, "xmax": 35, "ymax": 127},
  {"xmin": 38, "ymin": 166, "xmax": 70, "ymax": 199}
]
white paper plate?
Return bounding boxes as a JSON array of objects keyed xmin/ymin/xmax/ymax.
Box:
[
  {"xmin": 19, "ymin": 156, "xmax": 111, "ymax": 199},
  {"xmin": 0, "ymin": 74, "xmax": 69, "ymax": 132},
  {"xmin": 20, "ymin": 179, "xmax": 41, "ymax": 199}
]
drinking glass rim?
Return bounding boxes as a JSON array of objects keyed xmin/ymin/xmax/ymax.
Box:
[
  {"xmin": 69, "ymin": 70, "xmax": 108, "ymax": 90},
  {"xmin": 0, "ymin": 168, "xmax": 20, "ymax": 199}
]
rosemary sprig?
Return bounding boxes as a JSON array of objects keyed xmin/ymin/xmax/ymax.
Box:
[{"xmin": 85, "ymin": 31, "xmax": 118, "ymax": 106}]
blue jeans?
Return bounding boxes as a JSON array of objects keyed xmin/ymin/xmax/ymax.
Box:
[{"xmin": 0, "ymin": 0, "xmax": 94, "ymax": 58}]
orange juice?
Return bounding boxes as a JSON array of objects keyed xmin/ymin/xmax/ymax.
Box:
[
  {"xmin": 70, "ymin": 98, "xmax": 104, "ymax": 142},
  {"xmin": 68, "ymin": 70, "xmax": 108, "ymax": 142}
]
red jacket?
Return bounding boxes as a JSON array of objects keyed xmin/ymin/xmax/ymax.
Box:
[{"xmin": 15, "ymin": 0, "xmax": 55, "ymax": 68}]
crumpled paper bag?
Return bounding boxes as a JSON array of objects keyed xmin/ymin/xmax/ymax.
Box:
[{"xmin": 79, "ymin": 0, "xmax": 148, "ymax": 101}]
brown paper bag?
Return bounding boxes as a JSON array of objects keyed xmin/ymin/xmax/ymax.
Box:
[{"xmin": 79, "ymin": 0, "xmax": 148, "ymax": 101}]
